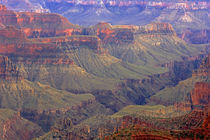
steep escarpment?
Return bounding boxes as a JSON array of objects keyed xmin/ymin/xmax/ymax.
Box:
[
  {"xmin": 32, "ymin": 35, "xmax": 104, "ymax": 53},
  {"xmin": 0, "ymin": 25, "xmax": 104, "ymax": 59},
  {"xmin": 0, "ymin": 26, "xmax": 58, "ymax": 57}
]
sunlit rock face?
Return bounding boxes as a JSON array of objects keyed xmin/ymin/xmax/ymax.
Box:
[{"xmin": 0, "ymin": 7, "xmax": 82, "ymax": 38}]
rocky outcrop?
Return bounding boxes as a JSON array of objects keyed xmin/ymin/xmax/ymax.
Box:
[
  {"xmin": 0, "ymin": 55, "xmax": 22, "ymax": 80},
  {"xmin": 0, "ymin": 7, "xmax": 82, "ymax": 38},
  {"xmin": 87, "ymin": 22, "xmax": 135, "ymax": 44},
  {"xmin": 0, "ymin": 25, "xmax": 104, "ymax": 58},
  {"xmin": 32, "ymin": 35, "xmax": 104, "ymax": 53},
  {"xmin": 0, "ymin": 26, "xmax": 72, "ymax": 63},
  {"xmin": 0, "ymin": 26, "xmax": 56, "ymax": 57}
]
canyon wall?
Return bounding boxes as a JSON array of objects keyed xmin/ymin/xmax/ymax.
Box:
[
  {"xmin": 0, "ymin": 55, "xmax": 22, "ymax": 80},
  {"xmin": 0, "ymin": 8, "xmax": 82, "ymax": 38}
]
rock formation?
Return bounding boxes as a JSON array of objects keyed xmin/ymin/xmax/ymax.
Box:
[
  {"xmin": 0, "ymin": 55, "xmax": 22, "ymax": 80},
  {"xmin": 0, "ymin": 4, "xmax": 208, "ymax": 140},
  {"xmin": 137, "ymin": 22, "xmax": 176, "ymax": 35},
  {"xmin": 0, "ymin": 7, "xmax": 82, "ymax": 38}
]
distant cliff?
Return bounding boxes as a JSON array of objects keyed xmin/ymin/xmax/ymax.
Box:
[{"xmin": 0, "ymin": 7, "xmax": 82, "ymax": 38}]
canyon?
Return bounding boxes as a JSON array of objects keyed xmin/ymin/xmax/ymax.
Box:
[{"xmin": 0, "ymin": 4, "xmax": 209, "ymax": 140}]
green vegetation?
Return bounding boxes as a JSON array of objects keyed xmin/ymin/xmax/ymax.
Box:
[
  {"xmin": 111, "ymin": 105, "xmax": 187, "ymax": 118},
  {"xmin": 108, "ymin": 35, "xmax": 199, "ymax": 66},
  {"xmin": 0, "ymin": 79, "xmax": 94, "ymax": 111},
  {"xmin": 67, "ymin": 48, "xmax": 165, "ymax": 79},
  {"xmin": 25, "ymin": 62, "xmax": 117, "ymax": 92}
]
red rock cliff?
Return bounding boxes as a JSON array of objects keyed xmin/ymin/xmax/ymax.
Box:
[
  {"xmin": 32, "ymin": 35, "xmax": 104, "ymax": 53},
  {"xmin": 0, "ymin": 26, "xmax": 57, "ymax": 56},
  {"xmin": 0, "ymin": 25, "xmax": 103, "ymax": 66},
  {"xmin": 0, "ymin": 7, "xmax": 82, "ymax": 38},
  {"xmin": 89, "ymin": 22, "xmax": 135, "ymax": 44}
]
